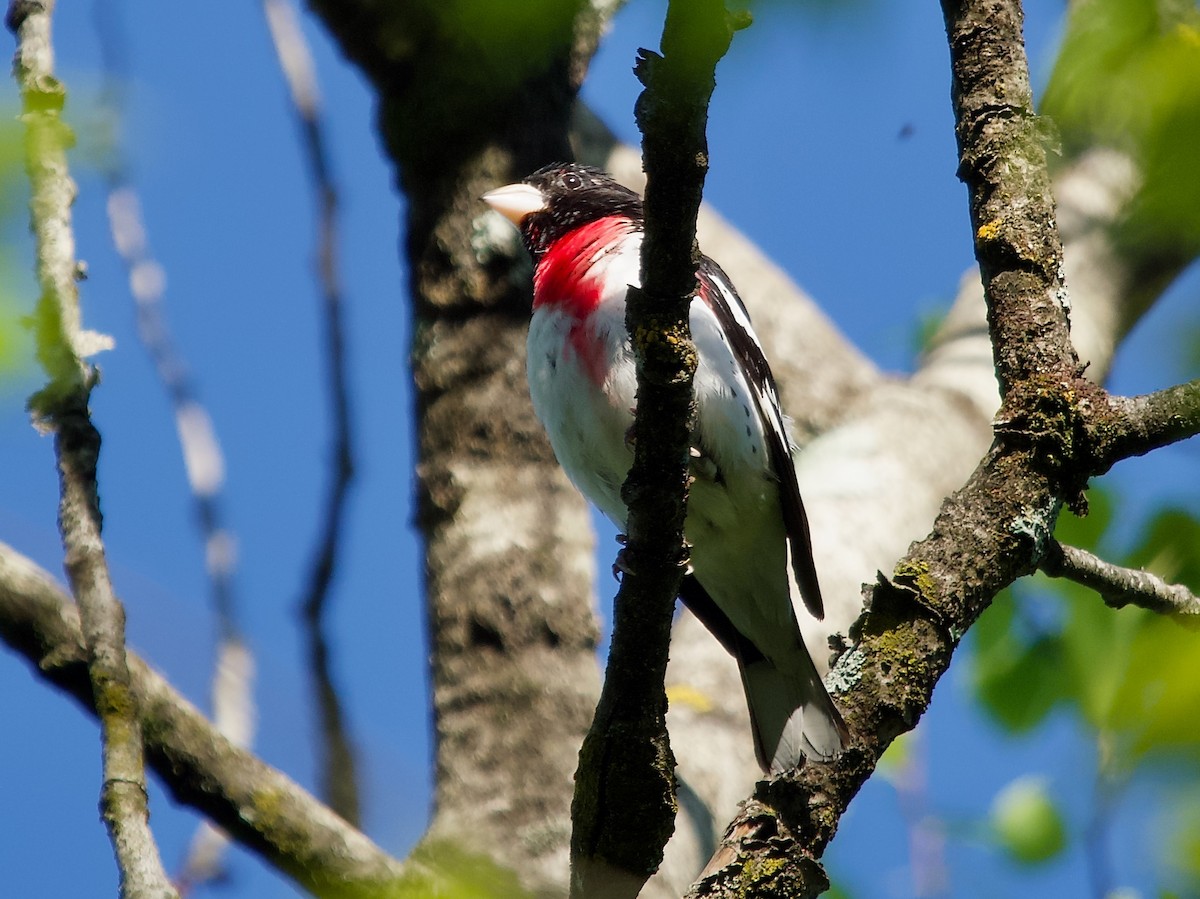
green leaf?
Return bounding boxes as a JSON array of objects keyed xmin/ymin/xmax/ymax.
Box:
[
  {"xmin": 971, "ymin": 594, "xmax": 1070, "ymax": 733},
  {"xmin": 822, "ymin": 883, "xmax": 855, "ymax": 899},
  {"xmin": 876, "ymin": 730, "xmax": 912, "ymax": 783},
  {"xmin": 990, "ymin": 775, "xmax": 1068, "ymax": 865},
  {"xmin": 1055, "ymin": 487, "xmax": 1115, "ymax": 553},
  {"xmin": 397, "ymin": 840, "xmax": 531, "ymax": 899},
  {"xmin": 1113, "ymin": 613, "xmax": 1200, "ymax": 758},
  {"xmin": 1126, "ymin": 507, "xmax": 1200, "ymax": 592},
  {"xmin": 1043, "ymin": 0, "xmax": 1200, "ymax": 251},
  {"xmin": 1059, "ymin": 577, "xmax": 1145, "ymax": 731}
]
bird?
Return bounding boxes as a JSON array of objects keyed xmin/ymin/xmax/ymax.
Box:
[{"xmin": 482, "ymin": 162, "xmax": 847, "ymax": 773}]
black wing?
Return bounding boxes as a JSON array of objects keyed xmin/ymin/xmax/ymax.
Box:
[{"xmin": 696, "ymin": 258, "xmax": 825, "ymax": 620}]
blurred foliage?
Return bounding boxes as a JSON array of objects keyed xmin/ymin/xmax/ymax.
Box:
[
  {"xmin": 430, "ymin": 0, "xmax": 583, "ymax": 90},
  {"xmin": 975, "ymin": 494, "xmax": 1200, "ymax": 758},
  {"xmin": 990, "ymin": 775, "xmax": 1068, "ymax": 865},
  {"xmin": 0, "ymin": 275, "xmax": 31, "ymax": 388},
  {"xmin": 910, "ymin": 302, "xmax": 950, "ymax": 361},
  {"xmin": 0, "ymin": 116, "xmax": 34, "ymax": 391},
  {"xmin": 876, "ymin": 728, "xmax": 913, "ymax": 782},
  {"xmin": 1166, "ymin": 792, "xmax": 1200, "ymax": 888},
  {"xmin": 372, "ymin": 0, "xmax": 588, "ymax": 178},
  {"xmin": 390, "ymin": 840, "xmax": 530, "ymax": 899},
  {"xmin": 971, "ymin": 492, "xmax": 1111, "ymax": 734},
  {"xmin": 1043, "ymin": 0, "xmax": 1200, "ymax": 253},
  {"xmin": 822, "ymin": 883, "xmax": 854, "ymax": 899},
  {"xmin": 969, "ymin": 482, "xmax": 1200, "ymax": 889},
  {"xmin": 737, "ymin": 0, "xmax": 878, "ymax": 17}
]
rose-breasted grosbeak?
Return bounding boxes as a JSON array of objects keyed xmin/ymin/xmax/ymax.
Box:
[{"xmin": 483, "ymin": 163, "xmax": 847, "ymax": 772}]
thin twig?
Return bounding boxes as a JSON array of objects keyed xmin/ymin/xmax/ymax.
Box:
[
  {"xmin": 1042, "ymin": 540, "xmax": 1200, "ymax": 618},
  {"xmin": 7, "ymin": 2, "xmax": 176, "ymax": 896},
  {"xmin": 261, "ymin": 0, "xmax": 361, "ymax": 827},
  {"xmin": 92, "ymin": 7, "xmax": 257, "ymax": 888},
  {"xmin": 174, "ymin": 638, "xmax": 255, "ymax": 895},
  {"xmin": 890, "ymin": 732, "xmax": 950, "ymax": 898},
  {"xmin": 1083, "ymin": 734, "xmax": 1120, "ymax": 899}
]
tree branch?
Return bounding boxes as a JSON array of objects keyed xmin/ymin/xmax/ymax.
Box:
[
  {"xmin": 941, "ymin": 0, "xmax": 1078, "ymax": 396},
  {"xmin": 1087, "ymin": 379, "xmax": 1200, "ymax": 475},
  {"xmin": 574, "ymin": 106, "xmax": 883, "ymax": 445},
  {"xmin": 305, "ymin": 2, "xmax": 618, "ymax": 893},
  {"xmin": 0, "ymin": 542, "xmax": 416, "ymax": 897},
  {"xmin": 686, "ymin": 1, "xmax": 1091, "ymax": 894},
  {"xmin": 8, "ymin": 2, "xmax": 176, "ymax": 895},
  {"xmin": 568, "ymin": 4, "xmax": 742, "ymax": 896},
  {"xmin": 687, "ymin": 445, "xmax": 1068, "ymax": 897},
  {"xmin": 94, "ymin": 9, "xmax": 258, "ymax": 886},
  {"xmin": 261, "ymin": 0, "xmax": 362, "ymax": 829},
  {"xmin": 1042, "ymin": 540, "xmax": 1200, "ymax": 618},
  {"xmin": 262, "ymin": 0, "xmax": 358, "ymax": 632}
]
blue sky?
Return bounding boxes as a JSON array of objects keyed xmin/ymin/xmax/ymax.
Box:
[{"xmin": 0, "ymin": 1, "xmax": 1197, "ymax": 897}]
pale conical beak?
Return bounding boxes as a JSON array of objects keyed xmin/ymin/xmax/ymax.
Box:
[{"xmin": 482, "ymin": 182, "xmax": 547, "ymax": 227}]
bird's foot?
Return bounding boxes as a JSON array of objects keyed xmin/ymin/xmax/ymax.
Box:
[
  {"xmin": 612, "ymin": 536, "xmax": 693, "ymax": 579},
  {"xmin": 612, "ymin": 540, "xmax": 632, "ymax": 582}
]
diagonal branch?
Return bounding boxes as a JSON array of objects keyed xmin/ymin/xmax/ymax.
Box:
[
  {"xmin": 687, "ymin": 1, "xmax": 1089, "ymax": 895},
  {"xmin": 0, "ymin": 542, "xmax": 410, "ymax": 897},
  {"xmin": 1042, "ymin": 540, "xmax": 1200, "ymax": 619},
  {"xmin": 8, "ymin": 2, "xmax": 176, "ymax": 896}
]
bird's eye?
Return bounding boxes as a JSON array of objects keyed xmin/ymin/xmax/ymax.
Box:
[{"xmin": 562, "ymin": 172, "xmax": 583, "ymax": 190}]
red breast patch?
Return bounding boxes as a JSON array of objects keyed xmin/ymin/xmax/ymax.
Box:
[
  {"xmin": 533, "ymin": 216, "xmax": 634, "ymax": 317},
  {"xmin": 533, "ymin": 215, "xmax": 635, "ymax": 389}
]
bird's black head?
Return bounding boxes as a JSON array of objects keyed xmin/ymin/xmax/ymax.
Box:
[{"xmin": 483, "ymin": 163, "xmax": 643, "ymax": 260}]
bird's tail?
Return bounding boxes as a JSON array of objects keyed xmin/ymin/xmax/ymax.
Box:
[{"xmin": 739, "ymin": 647, "xmax": 848, "ymax": 773}]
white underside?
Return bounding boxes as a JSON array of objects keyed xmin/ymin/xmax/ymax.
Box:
[{"xmin": 527, "ymin": 233, "xmax": 842, "ymax": 767}]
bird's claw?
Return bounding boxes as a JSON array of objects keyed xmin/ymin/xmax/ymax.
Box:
[
  {"xmin": 612, "ymin": 537, "xmax": 693, "ymax": 580},
  {"xmin": 680, "ymin": 542, "xmax": 694, "ymax": 576},
  {"xmin": 612, "ymin": 543, "xmax": 633, "ymax": 581}
]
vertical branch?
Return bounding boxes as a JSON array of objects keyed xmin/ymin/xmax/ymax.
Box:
[
  {"xmin": 569, "ymin": 3, "xmax": 741, "ymax": 897},
  {"xmin": 7, "ymin": 1, "xmax": 177, "ymax": 896},
  {"xmin": 260, "ymin": 0, "xmax": 361, "ymax": 827},
  {"xmin": 1083, "ymin": 735, "xmax": 1120, "ymax": 899},
  {"xmin": 92, "ymin": 9, "xmax": 257, "ymax": 889},
  {"xmin": 940, "ymin": 0, "xmax": 1078, "ymax": 396}
]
